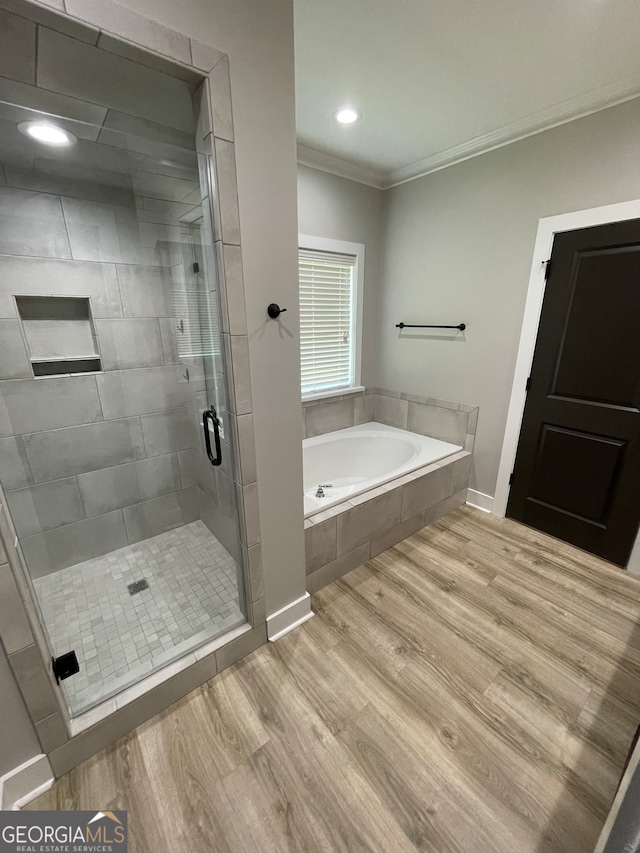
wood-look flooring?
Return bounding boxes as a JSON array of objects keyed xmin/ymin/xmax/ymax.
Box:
[{"xmin": 30, "ymin": 507, "xmax": 640, "ymax": 852}]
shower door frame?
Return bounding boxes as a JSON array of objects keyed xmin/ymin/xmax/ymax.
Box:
[{"xmin": 0, "ymin": 0, "xmax": 265, "ymax": 780}]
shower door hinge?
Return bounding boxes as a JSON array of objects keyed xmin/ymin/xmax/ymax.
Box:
[
  {"xmin": 543, "ymin": 259, "xmax": 551, "ymax": 280},
  {"xmin": 52, "ymin": 650, "xmax": 79, "ymax": 684},
  {"xmin": 525, "ymin": 376, "xmax": 531, "ymax": 392},
  {"xmin": 509, "ymin": 472, "xmax": 514, "ymax": 485},
  {"xmin": 193, "ymin": 262, "xmax": 200, "ymax": 274}
]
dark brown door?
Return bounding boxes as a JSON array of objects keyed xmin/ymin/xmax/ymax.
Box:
[{"xmin": 507, "ymin": 219, "xmax": 640, "ymax": 566}]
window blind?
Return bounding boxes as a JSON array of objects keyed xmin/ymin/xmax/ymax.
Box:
[
  {"xmin": 299, "ymin": 247, "xmax": 356, "ymax": 395},
  {"xmin": 171, "ymin": 290, "xmax": 221, "ymax": 359}
]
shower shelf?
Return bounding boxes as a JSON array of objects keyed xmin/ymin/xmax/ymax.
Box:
[
  {"xmin": 30, "ymin": 355, "xmax": 100, "ymax": 362},
  {"xmin": 29, "ymin": 355, "xmax": 102, "ymax": 378},
  {"xmin": 16, "ymin": 295, "xmax": 103, "ymax": 378}
]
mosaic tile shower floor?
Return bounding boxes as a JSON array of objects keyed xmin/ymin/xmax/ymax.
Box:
[{"xmin": 33, "ymin": 521, "xmax": 244, "ymax": 715}]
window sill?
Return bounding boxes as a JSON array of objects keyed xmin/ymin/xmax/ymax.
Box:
[{"xmin": 302, "ymin": 385, "xmax": 365, "ymax": 404}]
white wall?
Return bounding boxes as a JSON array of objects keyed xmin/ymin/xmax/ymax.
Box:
[
  {"xmin": 297, "ymin": 165, "xmax": 384, "ymax": 387},
  {"xmin": 114, "ymin": 0, "xmax": 305, "ymax": 614},
  {"xmin": 377, "ymin": 96, "xmax": 640, "ymax": 498}
]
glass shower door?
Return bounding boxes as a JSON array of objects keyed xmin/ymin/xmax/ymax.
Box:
[{"xmin": 0, "ymin": 94, "xmax": 246, "ymax": 716}]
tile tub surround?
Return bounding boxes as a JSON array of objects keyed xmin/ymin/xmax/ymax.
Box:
[
  {"xmin": 0, "ymin": 3, "xmax": 267, "ymax": 779},
  {"xmin": 304, "ymin": 449, "xmax": 472, "ymax": 593},
  {"xmin": 302, "ymin": 387, "xmax": 479, "ymax": 455}
]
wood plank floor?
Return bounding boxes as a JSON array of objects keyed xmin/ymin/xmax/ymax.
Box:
[{"xmin": 30, "ymin": 507, "xmax": 640, "ymax": 853}]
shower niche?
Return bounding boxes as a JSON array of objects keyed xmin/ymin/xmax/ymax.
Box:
[{"xmin": 15, "ymin": 295, "xmax": 102, "ymax": 378}]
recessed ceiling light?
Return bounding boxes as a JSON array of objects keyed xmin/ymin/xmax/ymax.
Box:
[
  {"xmin": 333, "ymin": 107, "xmax": 361, "ymax": 124},
  {"xmin": 18, "ymin": 121, "xmax": 77, "ymax": 147}
]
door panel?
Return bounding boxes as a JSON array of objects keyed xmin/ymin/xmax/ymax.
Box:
[{"xmin": 507, "ymin": 219, "xmax": 640, "ymax": 566}]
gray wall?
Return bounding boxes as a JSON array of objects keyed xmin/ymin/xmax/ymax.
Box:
[
  {"xmin": 376, "ymin": 96, "xmax": 640, "ymax": 497},
  {"xmin": 0, "ymin": 173, "xmax": 207, "ymax": 576},
  {"xmin": 0, "ymin": 638, "xmax": 41, "ymax": 778},
  {"xmin": 297, "ymin": 164, "xmax": 384, "ymax": 389}
]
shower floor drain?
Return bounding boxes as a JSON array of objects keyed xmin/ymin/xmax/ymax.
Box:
[{"xmin": 127, "ymin": 578, "xmax": 149, "ymax": 595}]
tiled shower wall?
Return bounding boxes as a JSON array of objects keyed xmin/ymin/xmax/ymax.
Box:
[
  {"xmin": 0, "ymin": 180, "xmax": 211, "ymax": 577},
  {"xmin": 302, "ymin": 387, "xmax": 479, "ymax": 452}
]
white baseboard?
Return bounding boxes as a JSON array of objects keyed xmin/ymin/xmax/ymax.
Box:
[
  {"xmin": 267, "ymin": 592, "xmax": 314, "ymax": 641},
  {"xmin": 466, "ymin": 489, "xmax": 494, "ymax": 513},
  {"xmin": 0, "ymin": 754, "xmax": 54, "ymax": 810}
]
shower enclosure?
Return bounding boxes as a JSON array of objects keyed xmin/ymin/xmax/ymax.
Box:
[{"xmin": 0, "ymin": 11, "xmax": 248, "ymax": 717}]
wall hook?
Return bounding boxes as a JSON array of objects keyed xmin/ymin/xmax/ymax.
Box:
[{"xmin": 267, "ymin": 303, "xmax": 287, "ymax": 319}]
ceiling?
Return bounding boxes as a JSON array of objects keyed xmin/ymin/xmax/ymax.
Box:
[{"xmin": 294, "ymin": 0, "xmax": 640, "ymax": 188}]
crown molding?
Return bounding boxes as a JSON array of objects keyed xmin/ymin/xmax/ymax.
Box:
[
  {"xmin": 296, "ymin": 143, "xmax": 386, "ymax": 189},
  {"xmin": 298, "ymin": 76, "xmax": 640, "ymax": 191}
]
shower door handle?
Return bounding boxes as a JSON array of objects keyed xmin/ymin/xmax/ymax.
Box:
[{"xmin": 202, "ymin": 407, "xmax": 222, "ymax": 467}]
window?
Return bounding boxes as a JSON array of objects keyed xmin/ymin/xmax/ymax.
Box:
[{"xmin": 298, "ymin": 235, "xmax": 364, "ymax": 398}]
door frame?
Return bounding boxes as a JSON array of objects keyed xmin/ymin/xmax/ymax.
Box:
[{"xmin": 494, "ymin": 198, "xmax": 640, "ymax": 519}]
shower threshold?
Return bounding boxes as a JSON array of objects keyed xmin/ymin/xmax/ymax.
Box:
[{"xmin": 33, "ymin": 521, "xmax": 245, "ymax": 716}]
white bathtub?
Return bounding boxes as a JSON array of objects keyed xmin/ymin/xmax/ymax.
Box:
[{"xmin": 303, "ymin": 421, "xmax": 462, "ymax": 517}]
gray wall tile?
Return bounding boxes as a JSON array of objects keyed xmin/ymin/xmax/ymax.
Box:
[
  {"xmin": 36, "ymin": 28, "xmax": 195, "ymax": 133},
  {"xmin": 77, "ymin": 455, "xmax": 182, "ymax": 516},
  {"xmin": 6, "ymin": 478, "xmax": 85, "ymax": 536},
  {"xmin": 424, "ymin": 489, "xmax": 467, "ymax": 525},
  {"xmin": 370, "ymin": 512, "xmax": 426, "ymax": 558},
  {"xmin": 213, "ymin": 139, "xmax": 240, "ymax": 244},
  {"xmin": 0, "ymin": 8, "xmax": 36, "ymax": 85},
  {"xmin": 122, "ymin": 487, "xmax": 199, "ymax": 544},
  {"xmin": 374, "ymin": 394, "xmax": 409, "ymax": 430},
  {"xmin": 427, "ymin": 397, "xmax": 460, "ymax": 410},
  {"xmin": 407, "ymin": 401, "xmax": 468, "ymax": 445},
  {"xmin": 96, "ymin": 366, "xmax": 188, "ymax": 419},
  {"xmin": 3, "ymin": 164, "xmax": 136, "ymax": 208},
  {"xmin": 140, "ymin": 409, "xmax": 193, "ymax": 456},
  {"xmin": 21, "ymin": 317, "xmax": 96, "ymax": 361},
  {"xmin": 246, "ymin": 542, "xmax": 264, "ymax": 602},
  {"xmin": 159, "ymin": 318, "xmax": 179, "ymax": 364},
  {"xmin": 0, "ymin": 256, "xmax": 122, "ymax": 319},
  {"xmin": 336, "ymin": 488, "xmax": 402, "ymax": 556},
  {"xmin": 0, "ymin": 436, "xmax": 33, "ymax": 490},
  {"xmin": 354, "ymin": 394, "xmax": 374, "ymax": 425},
  {"xmin": 95, "ymin": 319, "xmax": 164, "ymax": 369},
  {"xmin": 177, "ymin": 449, "xmax": 197, "ymax": 489},
  {"xmin": 233, "ymin": 413, "xmax": 256, "ymax": 484},
  {"xmin": 20, "ymin": 510, "xmax": 128, "ymax": 577},
  {"xmin": 23, "ymin": 417, "xmax": 145, "ymax": 481},
  {"xmin": 0, "ymin": 320, "xmax": 31, "ymax": 379},
  {"xmin": 229, "ymin": 336, "xmax": 252, "ymax": 416},
  {"xmin": 0, "ymin": 187, "xmax": 70, "ymax": 258},
  {"xmin": 220, "ymin": 244, "xmax": 246, "ymax": 334},
  {"xmin": 35, "ymin": 712, "xmax": 68, "ymax": 753},
  {"xmin": 8, "ymin": 644, "xmax": 59, "ymax": 722},
  {"xmin": 237, "ymin": 481, "xmax": 260, "ymax": 547},
  {"xmin": 306, "ymin": 543, "xmax": 371, "ymax": 595},
  {"xmin": 401, "ymin": 464, "xmax": 452, "ymax": 521},
  {"xmin": 215, "ymin": 624, "xmax": 267, "ymax": 673},
  {"xmin": 190, "ymin": 39, "xmax": 223, "ymax": 73},
  {"xmin": 450, "ymin": 452, "xmax": 473, "ymax": 493},
  {"xmin": 65, "ymin": 0, "xmax": 192, "ymax": 65},
  {"xmin": 116, "ymin": 264, "xmax": 172, "ymax": 318},
  {"xmin": 0, "ymin": 562, "xmax": 34, "ymax": 654},
  {"xmin": 209, "ymin": 56, "xmax": 233, "ymax": 142},
  {"xmin": 305, "ymin": 399, "xmax": 355, "ymax": 438},
  {"xmin": 199, "ymin": 486, "xmax": 241, "ymax": 564},
  {"xmin": 61, "ymin": 197, "xmax": 142, "ymax": 264},
  {"xmin": 305, "ymin": 516, "xmax": 337, "ymax": 574},
  {"xmin": 0, "ymin": 375, "xmax": 102, "ymax": 436}
]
